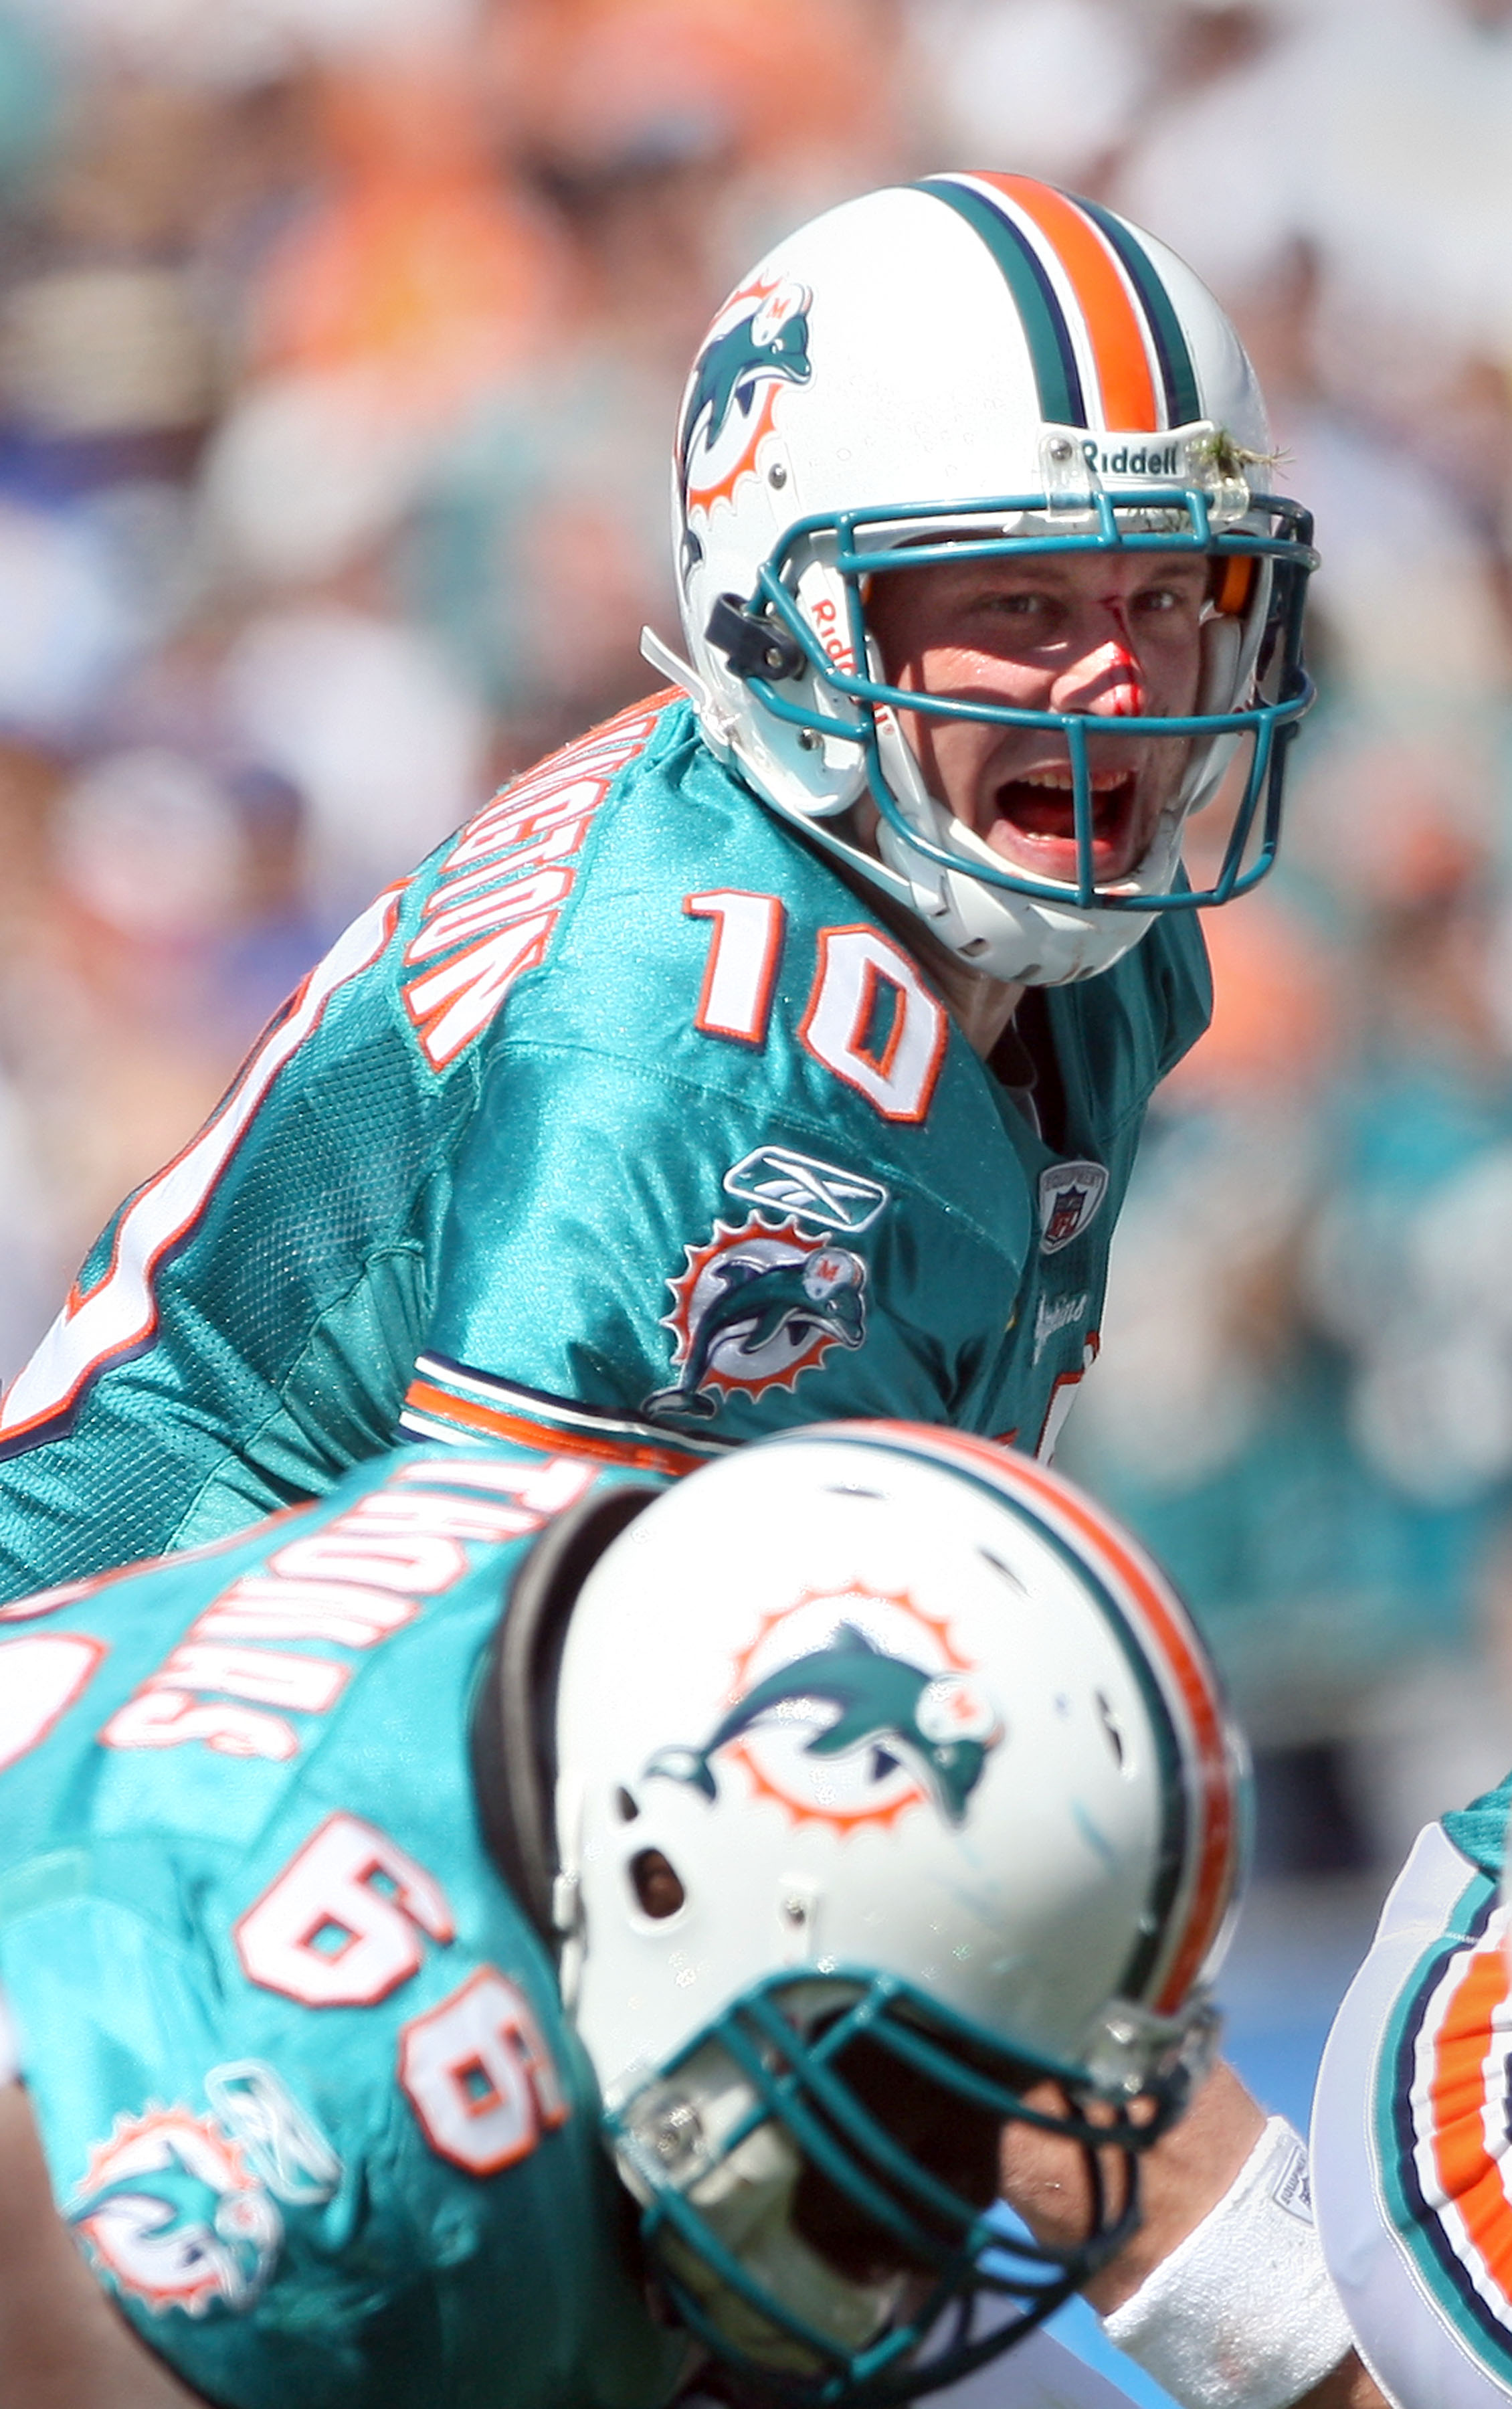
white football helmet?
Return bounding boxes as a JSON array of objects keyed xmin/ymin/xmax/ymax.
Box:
[
  {"xmin": 548, "ymin": 1423, "xmax": 1248, "ymax": 2400},
  {"xmin": 649, "ymin": 173, "xmax": 1317, "ymax": 987}
]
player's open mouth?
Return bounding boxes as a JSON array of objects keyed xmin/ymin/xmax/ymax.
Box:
[{"xmin": 981, "ymin": 765, "xmax": 1145, "ymax": 883}]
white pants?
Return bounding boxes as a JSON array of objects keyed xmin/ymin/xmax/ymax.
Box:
[{"xmin": 1313, "ymin": 1821, "xmax": 1512, "ymax": 2408}]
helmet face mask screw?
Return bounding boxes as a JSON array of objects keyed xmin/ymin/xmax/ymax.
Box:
[
  {"xmin": 653, "ymin": 2099, "xmax": 703, "ymax": 2167},
  {"xmin": 704, "ymin": 592, "xmax": 807, "ymax": 684}
]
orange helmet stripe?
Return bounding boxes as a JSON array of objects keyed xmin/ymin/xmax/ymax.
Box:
[
  {"xmin": 836, "ymin": 1421, "xmax": 1236, "ymax": 2013},
  {"xmin": 974, "ymin": 173, "xmax": 1161, "ymax": 433}
]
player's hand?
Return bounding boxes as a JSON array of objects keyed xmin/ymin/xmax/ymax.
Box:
[
  {"xmin": 998, "ymin": 2060, "xmax": 1388, "ymax": 2409},
  {"xmin": 1005, "ymin": 2058, "xmax": 1266, "ymax": 2315}
]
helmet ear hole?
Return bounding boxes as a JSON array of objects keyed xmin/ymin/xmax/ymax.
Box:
[{"xmin": 630, "ymin": 1849, "xmax": 686, "ymax": 1921}]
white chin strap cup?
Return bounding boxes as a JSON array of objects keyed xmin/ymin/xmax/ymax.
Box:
[{"xmin": 868, "ymin": 709, "xmax": 1160, "ymax": 988}]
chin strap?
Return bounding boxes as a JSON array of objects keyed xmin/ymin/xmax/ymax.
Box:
[{"xmin": 640, "ymin": 626, "xmax": 741, "ymax": 749}]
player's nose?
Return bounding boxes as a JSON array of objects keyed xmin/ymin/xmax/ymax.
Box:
[{"xmin": 1050, "ymin": 625, "xmax": 1147, "ymax": 719}]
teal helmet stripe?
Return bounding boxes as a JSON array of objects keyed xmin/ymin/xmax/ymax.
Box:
[
  {"xmin": 1076, "ymin": 195, "xmax": 1204, "ymax": 428},
  {"xmin": 913, "ymin": 175, "xmax": 1088, "ymax": 427}
]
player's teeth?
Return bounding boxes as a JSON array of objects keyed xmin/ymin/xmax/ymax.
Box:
[{"xmin": 1013, "ymin": 770, "xmax": 1132, "ymax": 793}]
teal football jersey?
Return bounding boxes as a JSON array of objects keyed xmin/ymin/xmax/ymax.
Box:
[
  {"xmin": 0, "ymin": 694, "xmax": 1209, "ymax": 1598},
  {"xmin": 0, "ymin": 1440, "xmax": 686, "ymax": 2409}
]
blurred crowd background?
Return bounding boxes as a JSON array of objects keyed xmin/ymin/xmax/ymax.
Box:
[{"xmin": 0, "ymin": 0, "xmax": 1507, "ymax": 1874}]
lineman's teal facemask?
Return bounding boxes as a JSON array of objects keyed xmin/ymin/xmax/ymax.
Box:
[{"xmin": 609, "ymin": 1972, "xmax": 1206, "ymax": 2408}]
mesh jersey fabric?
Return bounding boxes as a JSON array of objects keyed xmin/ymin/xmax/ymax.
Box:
[
  {"xmin": 0, "ymin": 692, "xmax": 1210, "ymax": 1599},
  {"xmin": 0, "ymin": 1439, "xmax": 685, "ymax": 2409}
]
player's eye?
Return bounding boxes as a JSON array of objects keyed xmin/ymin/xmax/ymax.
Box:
[
  {"xmin": 977, "ymin": 590, "xmax": 1062, "ymax": 633},
  {"xmin": 1133, "ymin": 579, "xmax": 1202, "ymax": 619}
]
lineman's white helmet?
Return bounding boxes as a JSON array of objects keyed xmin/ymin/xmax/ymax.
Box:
[
  {"xmin": 658, "ymin": 174, "xmax": 1316, "ymax": 987},
  {"xmin": 553, "ymin": 1422, "xmax": 1247, "ymax": 2399}
]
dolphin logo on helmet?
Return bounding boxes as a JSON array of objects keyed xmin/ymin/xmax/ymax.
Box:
[
  {"xmin": 559, "ymin": 1420, "xmax": 1248, "ymax": 2403},
  {"xmin": 658, "ymin": 175, "xmax": 1317, "ymax": 990},
  {"xmin": 644, "ymin": 1621, "xmax": 1002, "ymax": 1826},
  {"xmin": 678, "ymin": 277, "xmax": 813, "ymax": 569}
]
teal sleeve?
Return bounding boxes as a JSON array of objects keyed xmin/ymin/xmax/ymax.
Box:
[
  {"xmin": 1442, "ymin": 1770, "xmax": 1512, "ymax": 1879},
  {"xmin": 1, "ymin": 1889, "xmax": 681, "ymax": 2409},
  {"xmin": 425, "ymin": 1039, "xmax": 729, "ymax": 1413},
  {"xmin": 1, "ymin": 1898, "xmax": 358, "ymax": 2409}
]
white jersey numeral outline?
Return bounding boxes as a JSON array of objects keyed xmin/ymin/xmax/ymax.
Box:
[
  {"xmin": 687, "ymin": 897, "xmax": 949, "ymax": 1124},
  {"xmin": 234, "ymin": 1811, "xmax": 454, "ymax": 2008},
  {"xmin": 686, "ymin": 889, "xmax": 785, "ymax": 1045},
  {"xmin": 799, "ymin": 925, "xmax": 949, "ymax": 1123},
  {"xmin": 0, "ymin": 1631, "xmax": 106, "ymax": 1772},
  {"xmin": 399, "ymin": 1967, "xmax": 568, "ymax": 2173},
  {"xmin": 0, "ymin": 888, "xmax": 401, "ymax": 1448}
]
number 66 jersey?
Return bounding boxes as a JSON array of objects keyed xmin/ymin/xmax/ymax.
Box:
[
  {"xmin": 0, "ymin": 691, "xmax": 1208, "ymax": 1601},
  {"xmin": 0, "ymin": 1441, "xmax": 686, "ymax": 2409}
]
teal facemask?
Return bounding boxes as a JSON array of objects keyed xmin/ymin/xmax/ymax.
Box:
[
  {"xmin": 611, "ymin": 1969, "xmax": 1208, "ymax": 2406},
  {"xmin": 707, "ymin": 480, "xmax": 1317, "ymax": 919}
]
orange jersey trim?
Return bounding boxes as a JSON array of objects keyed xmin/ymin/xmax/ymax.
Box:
[{"xmin": 403, "ymin": 1378, "xmax": 701, "ymax": 1480}]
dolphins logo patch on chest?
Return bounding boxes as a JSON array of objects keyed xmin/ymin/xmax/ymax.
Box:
[
  {"xmin": 645, "ymin": 1213, "xmax": 867, "ymax": 1423},
  {"xmin": 646, "ymin": 1584, "xmax": 1003, "ymax": 1834},
  {"xmin": 70, "ymin": 2105, "xmax": 282, "ymax": 2316}
]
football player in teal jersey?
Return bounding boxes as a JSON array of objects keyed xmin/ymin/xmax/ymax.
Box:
[
  {"xmin": 0, "ymin": 1423, "xmax": 1253, "ymax": 2409},
  {"xmin": 0, "ymin": 174, "xmax": 1315, "ymax": 1599}
]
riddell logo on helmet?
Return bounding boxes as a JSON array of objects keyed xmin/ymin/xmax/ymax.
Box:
[{"xmin": 1080, "ymin": 439, "xmax": 1179, "ymax": 478}]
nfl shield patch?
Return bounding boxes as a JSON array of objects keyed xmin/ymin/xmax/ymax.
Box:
[{"xmin": 1038, "ymin": 1160, "xmax": 1109, "ymax": 1255}]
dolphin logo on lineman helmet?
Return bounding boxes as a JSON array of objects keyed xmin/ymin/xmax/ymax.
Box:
[{"xmin": 644, "ymin": 1623, "xmax": 1002, "ymax": 1827}]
